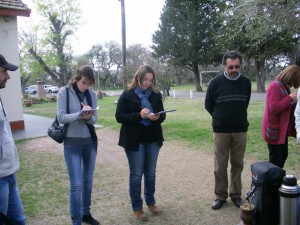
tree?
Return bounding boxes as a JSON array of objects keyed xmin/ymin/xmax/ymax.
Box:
[
  {"xmin": 125, "ymin": 44, "xmax": 153, "ymax": 81},
  {"xmin": 87, "ymin": 42, "xmax": 122, "ymax": 90},
  {"xmin": 220, "ymin": 0, "xmax": 300, "ymax": 92},
  {"xmin": 152, "ymin": 0, "xmax": 225, "ymax": 92},
  {"xmin": 86, "ymin": 42, "xmax": 156, "ymax": 89},
  {"xmin": 296, "ymin": 48, "xmax": 300, "ymax": 66},
  {"xmin": 19, "ymin": 46, "xmax": 44, "ymax": 93},
  {"xmin": 19, "ymin": 0, "xmax": 80, "ymax": 87},
  {"xmin": 151, "ymin": 60, "xmax": 182, "ymax": 94}
]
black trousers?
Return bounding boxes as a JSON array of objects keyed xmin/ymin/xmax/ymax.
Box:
[{"xmin": 267, "ymin": 137, "xmax": 288, "ymax": 168}]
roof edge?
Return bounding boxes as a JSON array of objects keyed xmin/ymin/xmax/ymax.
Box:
[{"xmin": 0, "ymin": 8, "xmax": 31, "ymax": 17}]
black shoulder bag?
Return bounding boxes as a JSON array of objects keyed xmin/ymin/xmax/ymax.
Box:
[{"xmin": 47, "ymin": 87, "xmax": 69, "ymax": 143}]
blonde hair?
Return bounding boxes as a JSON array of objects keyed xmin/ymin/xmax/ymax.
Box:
[
  {"xmin": 276, "ymin": 65, "xmax": 300, "ymax": 88},
  {"xmin": 127, "ymin": 65, "xmax": 157, "ymax": 91}
]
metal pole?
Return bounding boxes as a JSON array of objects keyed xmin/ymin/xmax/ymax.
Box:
[{"xmin": 119, "ymin": 0, "xmax": 127, "ymax": 89}]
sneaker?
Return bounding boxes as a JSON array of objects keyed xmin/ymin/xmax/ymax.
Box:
[{"xmin": 82, "ymin": 214, "xmax": 100, "ymax": 225}]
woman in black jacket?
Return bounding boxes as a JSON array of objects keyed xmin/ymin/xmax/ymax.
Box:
[{"xmin": 115, "ymin": 65, "xmax": 165, "ymax": 221}]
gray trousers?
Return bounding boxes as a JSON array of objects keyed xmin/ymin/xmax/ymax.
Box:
[{"xmin": 213, "ymin": 132, "xmax": 247, "ymax": 201}]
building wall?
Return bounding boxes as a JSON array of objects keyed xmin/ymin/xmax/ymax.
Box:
[{"xmin": 0, "ymin": 15, "xmax": 24, "ymax": 130}]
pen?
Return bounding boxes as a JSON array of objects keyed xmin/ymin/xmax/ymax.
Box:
[{"xmin": 140, "ymin": 106, "xmax": 151, "ymax": 115}]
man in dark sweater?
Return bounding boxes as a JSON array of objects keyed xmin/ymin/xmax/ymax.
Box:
[{"xmin": 205, "ymin": 50, "xmax": 251, "ymax": 210}]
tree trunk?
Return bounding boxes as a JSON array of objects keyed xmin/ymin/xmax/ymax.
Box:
[
  {"xmin": 21, "ymin": 75, "xmax": 31, "ymax": 94},
  {"xmin": 255, "ymin": 59, "xmax": 266, "ymax": 93},
  {"xmin": 192, "ymin": 63, "xmax": 203, "ymax": 92}
]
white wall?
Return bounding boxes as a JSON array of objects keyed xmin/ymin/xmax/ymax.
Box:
[{"xmin": 0, "ymin": 15, "xmax": 24, "ymax": 123}]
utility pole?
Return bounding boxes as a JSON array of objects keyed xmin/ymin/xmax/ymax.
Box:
[{"xmin": 119, "ymin": 0, "xmax": 127, "ymax": 89}]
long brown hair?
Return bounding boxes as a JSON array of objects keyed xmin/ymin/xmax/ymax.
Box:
[
  {"xmin": 276, "ymin": 65, "xmax": 300, "ymax": 88},
  {"xmin": 127, "ymin": 65, "xmax": 157, "ymax": 91},
  {"xmin": 68, "ymin": 65, "xmax": 95, "ymax": 86}
]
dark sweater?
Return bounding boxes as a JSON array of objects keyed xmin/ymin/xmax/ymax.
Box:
[
  {"xmin": 205, "ymin": 74, "xmax": 251, "ymax": 133},
  {"xmin": 115, "ymin": 89, "xmax": 165, "ymax": 150}
]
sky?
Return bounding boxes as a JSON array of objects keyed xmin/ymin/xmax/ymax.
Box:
[{"xmin": 19, "ymin": 0, "xmax": 165, "ymax": 55}]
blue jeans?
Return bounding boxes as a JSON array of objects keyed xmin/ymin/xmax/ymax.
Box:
[
  {"xmin": 125, "ymin": 142, "xmax": 160, "ymax": 211},
  {"xmin": 64, "ymin": 142, "xmax": 97, "ymax": 225},
  {"xmin": 0, "ymin": 174, "xmax": 26, "ymax": 225}
]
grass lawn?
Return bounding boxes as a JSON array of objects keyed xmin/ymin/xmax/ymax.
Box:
[
  {"xmin": 22, "ymin": 93, "xmax": 300, "ymax": 168},
  {"xmin": 92, "ymin": 80, "xmax": 271, "ymax": 94},
  {"xmin": 19, "ymin": 91, "xmax": 300, "ymax": 224}
]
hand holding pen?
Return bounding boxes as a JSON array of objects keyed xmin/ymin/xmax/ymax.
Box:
[
  {"xmin": 140, "ymin": 106, "xmax": 160, "ymax": 121},
  {"xmin": 81, "ymin": 102, "xmax": 93, "ymax": 120},
  {"xmin": 140, "ymin": 107, "xmax": 150, "ymax": 119}
]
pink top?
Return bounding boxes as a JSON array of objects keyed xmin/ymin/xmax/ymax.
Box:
[{"xmin": 262, "ymin": 80, "xmax": 296, "ymax": 145}]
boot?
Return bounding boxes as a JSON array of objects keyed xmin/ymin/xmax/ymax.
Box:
[
  {"xmin": 147, "ymin": 205, "xmax": 161, "ymax": 214},
  {"xmin": 133, "ymin": 210, "xmax": 148, "ymax": 221}
]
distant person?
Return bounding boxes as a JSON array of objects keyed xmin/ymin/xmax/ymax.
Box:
[
  {"xmin": 0, "ymin": 54, "xmax": 26, "ymax": 224},
  {"xmin": 115, "ymin": 65, "xmax": 166, "ymax": 221},
  {"xmin": 263, "ymin": 65, "xmax": 300, "ymax": 168},
  {"xmin": 205, "ymin": 50, "xmax": 251, "ymax": 210},
  {"xmin": 165, "ymin": 85, "xmax": 170, "ymax": 96},
  {"xmin": 57, "ymin": 65, "xmax": 99, "ymax": 225}
]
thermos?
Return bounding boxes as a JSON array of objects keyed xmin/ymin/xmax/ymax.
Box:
[{"xmin": 278, "ymin": 175, "xmax": 300, "ymax": 225}]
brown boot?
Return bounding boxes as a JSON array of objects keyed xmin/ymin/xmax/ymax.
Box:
[
  {"xmin": 133, "ymin": 210, "xmax": 148, "ymax": 221},
  {"xmin": 147, "ymin": 205, "xmax": 161, "ymax": 215}
]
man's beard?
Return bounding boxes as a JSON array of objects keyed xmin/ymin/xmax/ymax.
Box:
[
  {"xmin": 0, "ymin": 81, "xmax": 6, "ymax": 89},
  {"xmin": 228, "ymin": 72, "xmax": 239, "ymax": 77}
]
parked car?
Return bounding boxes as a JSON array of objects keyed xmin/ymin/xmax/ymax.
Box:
[
  {"xmin": 24, "ymin": 84, "xmax": 59, "ymax": 94},
  {"xmin": 24, "ymin": 85, "xmax": 37, "ymax": 94},
  {"xmin": 43, "ymin": 85, "xmax": 59, "ymax": 93}
]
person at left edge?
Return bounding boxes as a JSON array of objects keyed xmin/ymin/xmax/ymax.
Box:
[
  {"xmin": 57, "ymin": 65, "xmax": 99, "ymax": 225},
  {"xmin": 115, "ymin": 65, "xmax": 165, "ymax": 221},
  {"xmin": 0, "ymin": 54, "xmax": 26, "ymax": 224}
]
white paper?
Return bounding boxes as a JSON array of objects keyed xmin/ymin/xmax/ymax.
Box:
[{"xmin": 79, "ymin": 106, "xmax": 99, "ymax": 116}]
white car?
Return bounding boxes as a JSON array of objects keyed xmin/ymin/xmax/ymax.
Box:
[
  {"xmin": 43, "ymin": 85, "xmax": 59, "ymax": 93},
  {"xmin": 25, "ymin": 84, "xmax": 59, "ymax": 94},
  {"xmin": 24, "ymin": 85, "xmax": 37, "ymax": 94}
]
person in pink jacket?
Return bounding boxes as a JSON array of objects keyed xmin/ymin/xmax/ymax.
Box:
[{"xmin": 262, "ymin": 65, "xmax": 300, "ymax": 168}]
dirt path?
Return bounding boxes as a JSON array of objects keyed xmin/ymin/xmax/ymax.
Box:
[{"xmin": 23, "ymin": 127, "xmax": 298, "ymax": 225}]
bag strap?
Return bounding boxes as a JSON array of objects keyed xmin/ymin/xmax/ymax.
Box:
[
  {"xmin": 0, "ymin": 97, "xmax": 6, "ymax": 117},
  {"xmin": 66, "ymin": 87, "xmax": 69, "ymax": 113},
  {"xmin": 64, "ymin": 87, "xmax": 70, "ymax": 131},
  {"xmin": 245, "ymin": 185, "xmax": 257, "ymax": 202},
  {"xmin": 54, "ymin": 87, "xmax": 70, "ymax": 130}
]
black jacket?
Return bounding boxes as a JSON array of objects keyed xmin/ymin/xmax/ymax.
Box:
[{"xmin": 115, "ymin": 89, "xmax": 165, "ymax": 150}]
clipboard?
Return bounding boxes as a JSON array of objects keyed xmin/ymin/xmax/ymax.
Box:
[
  {"xmin": 79, "ymin": 106, "xmax": 99, "ymax": 116},
  {"xmin": 154, "ymin": 109, "xmax": 176, "ymax": 115}
]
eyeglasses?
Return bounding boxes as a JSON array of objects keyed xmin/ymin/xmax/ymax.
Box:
[{"xmin": 227, "ymin": 65, "xmax": 241, "ymax": 70}]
